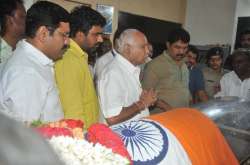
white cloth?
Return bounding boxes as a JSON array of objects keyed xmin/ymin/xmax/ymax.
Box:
[
  {"xmin": 97, "ymin": 53, "xmax": 149, "ymax": 124},
  {"xmin": 0, "ymin": 40, "xmax": 64, "ymax": 122},
  {"xmin": 94, "ymin": 49, "xmax": 116, "ymax": 80},
  {"xmin": 140, "ymin": 57, "xmax": 152, "ymax": 71},
  {"xmin": 0, "ymin": 37, "xmax": 12, "ymax": 64},
  {"xmin": 88, "ymin": 64, "xmax": 94, "ymax": 79},
  {"xmin": 215, "ymin": 71, "xmax": 250, "ymax": 100}
]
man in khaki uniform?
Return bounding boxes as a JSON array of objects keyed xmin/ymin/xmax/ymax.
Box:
[
  {"xmin": 202, "ymin": 47, "xmax": 226, "ymax": 98},
  {"xmin": 142, "ymin": 28, "xmax": 190, "ymax": 112}
]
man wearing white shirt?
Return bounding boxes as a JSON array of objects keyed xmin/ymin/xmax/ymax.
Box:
[
  {"xmin": 94, "ymin": 29, "xmax": 121, "ymax": 81},
  {"xmin": 94, "ymin": 49, "xmax": 117, "ymax": 80},
  {"xmin": 0, "ymin": 1, "xmax": 70, "ymax": 122},
  {"xmin": 97, "ymin": 29, "xmax": 157, "ymax": 125},
  {"xmin": 215, "ymin": 50, "xmax": 250, "ymax": 100},
  {"xmin": 0, "ymin": 0, "xmax": 26, "ymax": 64}
]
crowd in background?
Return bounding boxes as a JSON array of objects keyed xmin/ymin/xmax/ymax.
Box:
[{"xmin": 0, "ymin": 0, "xmax": 250, "ymax": 128}]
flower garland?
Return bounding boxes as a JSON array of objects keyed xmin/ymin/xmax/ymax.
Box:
[
  {"xmin": 87, "ymin": 124, "xmax": 132, "ymax": 164},
  {"xmin": 49, "ymin": 136, "xmax": 130, "ymax": 165},
  {"xmin": 32, "ymin": 120, "xmax": 131, "ymax": 165},
  {"xmin": 34, "ymin": 119, "xmax": 84, "ymax": 139}
]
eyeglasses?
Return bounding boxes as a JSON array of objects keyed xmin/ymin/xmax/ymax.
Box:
[
  {"xmin": 46, "ymin": 26, "xmax": 69, "ymax": 39},
  {"xmin": 56, "ymin": 30, "xmax": 70, "ymax": 38}
]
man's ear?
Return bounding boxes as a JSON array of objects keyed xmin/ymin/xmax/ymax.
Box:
[
  {"xmin": 5, "ymin": 15, "xmax": 15, "ymax": 30},
  {"xmin": 166, "ymin": 42, "xmax": 170, "ymax": 50},
  {"xmin": 74, "ymin": 31, "xmax": 86, "ymax": 43},
  {"xmin": 124, "ymin": 43, "xmax": 131, "ymax": 56},
  {"xmin": 124, "ymin": 43, "xmax": 134, "ymax": 61},
  {"xmin": 36, "ymin": 26, "xmax": 50, "ymax": 42},
  {"xmin": 76, "ymin": 31, "xmax": 86, "ymax": 39},
  {"xmin": 6, "ymin": 15, "xmax": 13, "ymax": 25}
]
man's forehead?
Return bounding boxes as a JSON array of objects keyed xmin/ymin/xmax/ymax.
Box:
[
  {"xmin": 15, "ymin": 3, "xmax": 26, "ymax": 15},
  {"xmin": 187, "ymin": 51, "xmax": 197, "ymax": 57},
  {"xmin": 58, "ymin": 22, "xmax": 70, "ymax": 30},
  {"xmin": 89, "ymin": 25, "xmax": 103, "ymax": 33},
  {"xmin": 210, "ymin": 55, "xmax": 221, "ymax": 59},
  {"xmin": 242, "ymin": 34, "xmax": 250, "ymax": 38},
  {"xmin": 134, "ymin": 33, "xmax": 147, "ymax": 43},
  {"xmin": 171, "ymin": 40, "xmax": 188, "ymax": 46}
]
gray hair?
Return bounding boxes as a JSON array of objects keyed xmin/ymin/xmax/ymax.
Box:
[{"xmin": 117, "ymin": 29, "xmax": 145, "ymax": 53}]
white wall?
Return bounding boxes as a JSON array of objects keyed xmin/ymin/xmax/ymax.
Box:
[
  {"xmin": 49, "ymin": 0, "xmax": 186, "ymax": 35},
  {"xmin": 23, "ymin": 0, "xmax": 248, "ymax": 49},
  {"xmin": 23, "ymin": 0, "xmax": 36, "ymax": 10},
  {"xmin": 235, "ymin": 0, "xmax": 250, "ymax": 16},
  {"xmin": 184, "ymin": 0, "xmax": 237, "ymax": 46}
]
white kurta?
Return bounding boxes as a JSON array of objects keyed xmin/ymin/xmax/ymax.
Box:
[
  {"xmin": 0, "ymin": 37, "xmax": 12, "ymax": 64},
  {"xmin": 0, "ymin": 40, "xmax": 64, "ymax": 122},
  {"xmin": 94, "ymin": 49, "xmax": 116, "ymax": 80},
  {"xmin": 97, "ymin": 53, "xmax": 149, "ymax": 124},
  {"xmin": 215, "ymin": 71, "xmax": 250, "ymax": 100}
]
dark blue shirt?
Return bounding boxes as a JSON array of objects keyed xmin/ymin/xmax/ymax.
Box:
[{"xmin": 189, "ymin": 66, "xmax": 205, "ymax": 99}]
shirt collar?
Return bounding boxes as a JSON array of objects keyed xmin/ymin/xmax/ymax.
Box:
[
  {"xmin": 111, "ymin": 49, "xmax": 116, "ymax": 57},
  {"xmin": 69, "ymin": 39, "xmax": 88, "ymax": 59},
  {"xmin": 232, "ymin": 70, "xmax": 250, "ymax": 82},
  {"xmin": 206, "ymin": 67, "xmax": 225, "ymax": 75},
  {"xmin": 20, "ymin": 40, "xmax": 54, "ymax": 67},
  {"xmin": 115, "ymin": 52, "xmax": 141, "ymax": 75},
  {"xmin": 0, "ymin": 37, "xmax": 12, "ymax": 50},
  {"xmin": 112, "ymin": 49, "xmax": 119, "ymax": 56}
]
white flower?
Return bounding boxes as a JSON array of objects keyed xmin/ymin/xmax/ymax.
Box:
[{"xmin": 49, "ymin": 136, "xmax": 130, "ymax": 165}]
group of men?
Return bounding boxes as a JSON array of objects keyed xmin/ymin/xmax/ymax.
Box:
[
  {"xmin": 185, "ymin": 30, "xmax": 250, "ymax": 103},
  {"xmin": 0, "ymin": 0, "xmax": 250, "ymax": 128},
  {"xmin": 0, "ymin": 0, "xmax": 105, "ymax": 128},
  {"xmin": 186, "ymin": 46, "xmax": 225, "ymax": 103},
  {"xmin": 0, "ymin": 0, "xmax": 156, "ymax": 127},
  {"xmin": 216, "ymin": 30, "xmax": 250, "ymax": 100}
]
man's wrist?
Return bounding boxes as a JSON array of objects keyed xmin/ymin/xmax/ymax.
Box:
[
  {"xmin": 134, "ymin": 100, "xmax": 147, "ymax": 112},
  {"xmin": 155, "ymin": 99, "xmax": 172, "ymax": 111}
]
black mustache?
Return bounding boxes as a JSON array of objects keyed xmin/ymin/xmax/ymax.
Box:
[{"xmin": 176, "ymin": 54, "xmax": 184, "ymax": 57}]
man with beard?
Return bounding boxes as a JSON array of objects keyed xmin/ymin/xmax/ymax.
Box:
[
  {"xmin": 55, "ymin": 6, "xmax": 106, "ymax": 129},
  {"xmin": 0, "ymin": 1, "xmax": 70, "ymax": 122},
  {"xmin": 215, "ymin": 50, "xmax": 250, "ymax": 100},
  {"xmin": 142, "ymin": 28, "xmax": 190, "ymax": 112},
  {"xmin": 185, "ymin": 45, "xmax": 208, "ymax": 103},
  {"xmin": 0, "ymin": 0, "xmax": 26, "ymax": 64}
]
